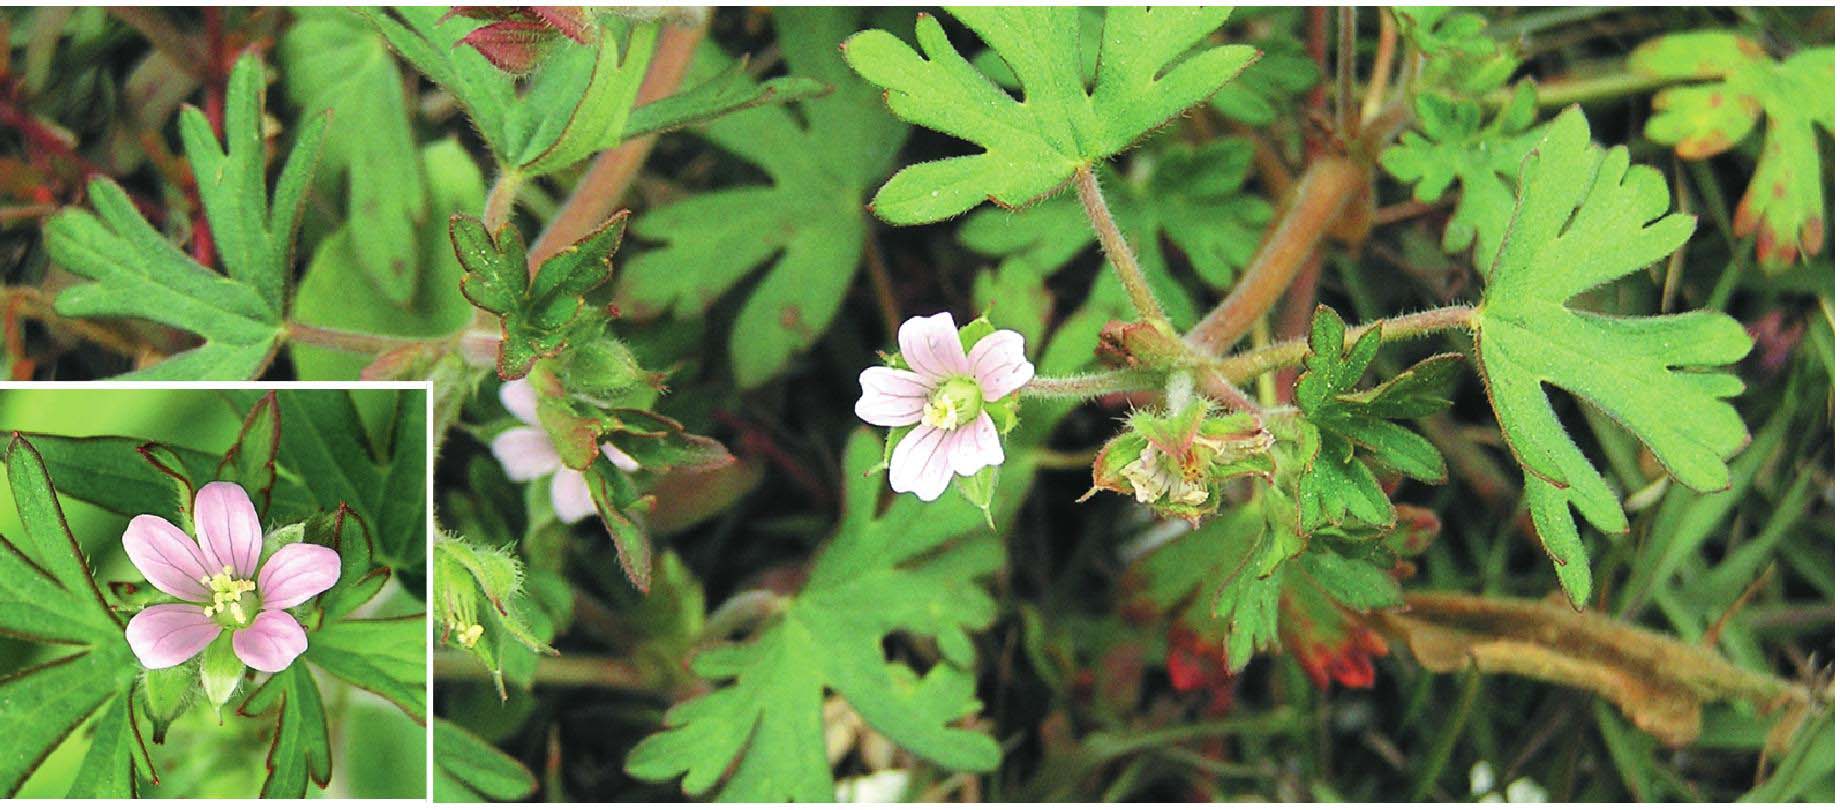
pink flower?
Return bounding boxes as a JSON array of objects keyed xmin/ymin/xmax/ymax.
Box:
[
  {"xmin": 855, "ymin": 313, "xmax": 1034, "ymax": 501},
  {"xmin": 122, "ymin": 482, "xmax": 341, "ymax": 673},
  {"xmin": 490, "ymin": 378, "xmax": 640, "ymax": 523}
]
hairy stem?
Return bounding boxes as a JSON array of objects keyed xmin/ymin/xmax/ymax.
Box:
[
  {"xmin": 482, "ymin": 168, "xmax": 522, "ymax": 231},
  {"xmin": 1187, "ymin": 156, "xmax": 1365, "ymax": 355},
  {"xmin": 1021, "ymin": 369, "xmax": 1162, "ymax": 401},
  {"xmin": 1074, "ymin": 165, "xmax": 1169, "ymax": 329},
  {"xmin": 285, "ymin": 321, "xmax": 420, "ymax": 355},
  {"xmin": 1496, "ymin": 69, "xmax": 1673, "ymax": 109},
  {"xmin": 1360, "ymin": 9, "xmax": 1398, "ymax": 124},
  {"xmin": 1211, "ymin": 305, "xmax": 1476, "ymax": 385}
]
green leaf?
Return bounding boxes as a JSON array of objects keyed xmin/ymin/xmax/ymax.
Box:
[
  {"xmin": 620, "ymin": 55, "xmax": 829, "ymax": 140},
  {"xmin": 844, "ymin": 7, "xmax": 1257, "ymax": 224},
  {"xmin": 280, "ymin": 8, "xmax": 426, "ymax": 303},
  {"xmin": 588, "ymin": 456, "xmax": 655, "ymax": 593},
  {"xmin": 64, "ymin": 682, "xmax": 156, "ymax": 798},
  {"xmin": 618, "ymin": 9, "xmax": 907, "ymax": 387},
  {"xmin": 512, "ymin": 21, "xmax": 658, "ymax": 175},
  {"xmin": 236, "ymin": 390, "xmax": 428, "ymax": 569},
  {"xmin": 303, "ymin": 616, "xmax": 428, "ymax": 724},
  {"xmin": 1293, "ymin": 307, "xmax": 1459, "ymax": 532},
  {"xmin": 1379, "ymin": 81, "xmax": 1543, "ymax": 269},
  {"xmin": 0, "ymin": 435, "xmax": 145, "ymax": 797},
  {"xmin": 217, "ymin": 391, "xmax": 281, "ymax": 518},
  {"xmin": 1135, "ymin": 504, "xmax": 1281, "ymax": 672},
  {"xmin": 1210, "ymin": 36, "xmax": 1319, "ymax": 126},
  {"xmin": 434, "ymin": 719, "xmax": 537, "ymax": 802},
  {"xmin": 291, "ymin": 139, "xmax": 484, "ymax": 380},
  {"xmin": 1631, "ymin": 32, "xmax": 1834, "ymax": 269},
  {"xmin": 626, "ymin": 429, "xmax": 1002, "ymax": 800},
  {"xmin": 1473, "ymin": 106, "xmax": 1752, "ymax": 607},
  {"xmin": 360, "ymin": 7, "xmax": 517, "ymax": 160},
  {"xmin": 1393, "ymin": 8, "xmax": 1520, "ymax": 97},
  {"xmin": 456, "ymin": 212, "xmax": 625, "ymax": 380},
  {"xmin": 239, "ymin": 664, "xmax": 331, "ymax": 798},
  {"xmin": 960, "ymin": 138, "xmax": 1273, "ymax": 329},
  {"xmin": 45, "ymin": 52, "xmax": 324, "ymax": 380},
  {"xmin": 16, "ymin": 434, "xmax": 217, "ymax": 522}
]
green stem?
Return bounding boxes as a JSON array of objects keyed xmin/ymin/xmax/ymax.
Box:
[
  {"xmin": 1211, "ymin": 305, "xmax": 1477, "ymax": 385},
  {"xmin": 433, "ymin": 650, "xmax": 649, "ymax": 690},
  {"xmin": 1074, "ymin": 164, "xmax": 1169, "ymax": 329},
  {"xmin": 1021, "ymin": 369, "xmax": 1162, "ymax": 400},
  {"xmin": 1492, "ymin": 69, "xmax": 1674, "ymax": 109},
  {"xmin": 284, "ymin": 321, "xmax": 420, "ymax": 356}
]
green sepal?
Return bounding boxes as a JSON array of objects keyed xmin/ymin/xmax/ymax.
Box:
[{"xmin": 198, "ymin": 633, "xmax": 246, "ymax": 717}]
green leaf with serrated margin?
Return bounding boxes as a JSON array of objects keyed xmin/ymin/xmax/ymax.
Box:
[
  {"xmin": 457, "ymin": 213, "xmax": 625, "ymax": 380},
  {"xmin": 1473, "ymin": 107, "xmax": 1752, "ymax": 607},
  {"xmin": 1380, "ymin": 81, "xmax": 1543, "ymax": 270},
  {"xmin": 844, "ymin": 7, "xmax": 1257, "ymax": 224}
]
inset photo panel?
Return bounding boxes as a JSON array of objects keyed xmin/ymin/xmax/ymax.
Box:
[{"xmin": 0, "ymin": 385, "xmax": 430, "ymax": 799}]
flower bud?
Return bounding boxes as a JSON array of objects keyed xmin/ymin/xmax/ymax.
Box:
[{"xmin": 1086, "ymin": 401, "xmax": 1274, "ymax": 522}]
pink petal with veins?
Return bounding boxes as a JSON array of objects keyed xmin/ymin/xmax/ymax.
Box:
[
  {"xmin": 257, "ymin": 543, "xmax": 342, "ymax": 610},
  {"xmin": 946, "ymin": 412, "xmax": 1005, "ymax": 476},
  {"xmin": 967, "ymin": 329, "xmax": 1034, "ymax": 400},
  {"xmin": 855, "ymin": 366, "xmax": 932, "ymax": 427},
  {"xmin": 125, "ymin": 603, "xmax": 220, "ymax": 669},
  {"xmin": 232, "ymin": 610, "xmax": 309, "ymax": 673},
  {"xmin": 194, "ymin": 482, "xmax": 264, "ymax": 578},
  {"xmin": 897, "ymin": 313, "xmax": 969, "ymax": 383},
  {"xmin": 121, "ymin": 514, "xmax": 212, "ymax": 602},
  {"xmin": 889, "ymin": 424, "xmax": 954, "ymax": 502}
]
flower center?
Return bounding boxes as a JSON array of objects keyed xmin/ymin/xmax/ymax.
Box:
[
  {"xmin": 921, "ymin": 376, "xmax": 984, "ymax": 430},
  {"xmin": 1121, "ymin": 446, "xmax": 1209, "ymax": 506},
  {"xmin": 200, "ymin": 565, "xmax": 260, "ymax": 628}
]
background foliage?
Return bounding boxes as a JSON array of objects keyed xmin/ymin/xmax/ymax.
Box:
[{"xmin": 0, "ymin": 5, "xmax": 1832, "ymax": 803}]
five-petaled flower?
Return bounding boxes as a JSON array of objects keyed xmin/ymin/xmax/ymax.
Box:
[
  {"xmin": 123, "ymin": 482, "xmax": 341, "ymax": 673},
  {"xmin": 855, "ymin": 312, "xmax": 1034, "ymax": 501},
  {"xmin": 491, "ymin": 377, "xmax": 640, "ymax": 523}
]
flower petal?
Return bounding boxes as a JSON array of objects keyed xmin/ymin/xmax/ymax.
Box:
[
  {"xmin": 499, "ymin": 378, "xmax": 541, "ymax": 426},
  {"xmin": 601, "ymin": 443, "xmax": 641, "ymax": 472},
  {"xmin": 256, "ymin": 542, "xmax": 342, "ymax": 610},
  {"xmin": 492, "ymin": 426, "xmax": 563, "ymax": 481},
  {"xmin": 232, "ymin": 610, "xmax": 309, "ymax": 673},
  {"xmin": 125, "ymin": 603, "xmax": 220, "ymax": 669},
  {"xmin": 854, "ymin": 366, "xmax": 931, "ymax": 427},
  {"xmin": 194, "ymin": 481, "xmax": 264, "ymax": 578},
  {"xmin": 897, "ymin": 313, "xmax": 969, "ymax": 383},
  {"xmin": 967, "ymin": 328, "xmax": 1035, "ymax": 400},
  {"xmin": 551, "ymin": 467, "xmax": 597, "ymax": 523},
  {"xmin": 946, "ymin": 412, "xmax": 1005, "ymax": 476},
  {"xmin": 121, "ymin": 514, "xmax": 212, "ymax": 601},
  {"xmin": 889, "ymin": 425, "xmax": 955, "ymax": 502}
]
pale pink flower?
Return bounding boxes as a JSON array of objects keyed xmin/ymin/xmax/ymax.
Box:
[
  {"xmin": 123, "ymin": 482, "xmax": 340, "ymax": 673},
  {"xmin": 855, "ymin": 313, "xmax": 1034, "ymax": 501},
  {"xmin": 491, "ymin": 378, "xmax": 640, "ymax": 523}
]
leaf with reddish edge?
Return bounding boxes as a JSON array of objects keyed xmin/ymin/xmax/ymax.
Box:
[
  {"xmin": 589, "ymin": 455, "xmax": 656, "ymax": 592},
  {"xmin": 238, "ymin": 664, "xmax": 332, "ymax": 798},
  {"xmin": 304, "ymin": 505, "xmax": 389, "ymax": 625},
  {"xmin": 1278, "ymin": 569, "xmax": 1390, "ymax": 690},
  {"xmin": 134, "ymin": 443, "xmax": 198, "ymax": 531},
  {"xmin": 216, "ymin": 391, "xmax": 281, "ymax": 519}
]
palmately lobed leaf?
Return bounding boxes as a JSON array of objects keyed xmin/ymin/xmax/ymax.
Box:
[
  {"xmin": 618, "ymin": 9, "xmax": 907, "ymax": 388},
  {"xmin": 1474, "ymin": 106, "xmax": 1753, "ymax": 606},
  {"xmin": 1631, "ymin": 31, "xmax": 1834, "ymax": 270},
  {"xmin": 625, "ymin": 429, "xmax": 1002, "ymax": 800},
  {"xmin": 844, "ymin": 7, "xmax": 1257, "ymax": 224}
]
